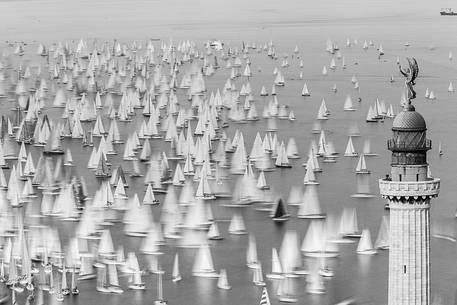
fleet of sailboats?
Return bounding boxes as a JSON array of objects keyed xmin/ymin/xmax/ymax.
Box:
[{"xmin": 0, "ymin": 35, "xmax": 440, "ymax": 305}]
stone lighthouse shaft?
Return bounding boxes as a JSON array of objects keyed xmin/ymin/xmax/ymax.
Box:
[{"xmin": 379, "ymin": 58, "xmax": 440, "ymax": 305}]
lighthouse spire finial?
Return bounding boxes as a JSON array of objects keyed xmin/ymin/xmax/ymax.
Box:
[{"xmin": 398, "ymin": 57, "xmax": 419, "ymax": 108}]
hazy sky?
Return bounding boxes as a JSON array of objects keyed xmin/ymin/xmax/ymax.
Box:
[{"xmin": 0, "ymin": 0, "xmax": 455, "ymax": 42}]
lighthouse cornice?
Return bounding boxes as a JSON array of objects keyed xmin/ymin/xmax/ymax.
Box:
[{"xmin": 379, "ymin": 178, "xmax": 440, "ymax": 199}]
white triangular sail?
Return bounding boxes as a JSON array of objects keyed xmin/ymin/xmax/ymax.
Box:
[
  {"xmin": 343, "ymin": 95, "xmax": 355, "ymax": 111},
  {"xmin": 192, "ymin": 244, "xmax": 219, "ymax": 278},
  {"xmin": 356, "ymin": 229, "xmax": 377, "ymax": 255},
  {"xmin": 374, "ymin": 216, "xmax": 390, "ymax": 250},
  {"xmin": 344, "ymin": 137, "xmax": 357, "ymax": 157},
  {"xmin": 246, "ymin": 234, "xmax": 259, "ymax": 268},
  {"xmin": 266, "ymin": 248, "xmax": 283, "ymax": 279},
  {"xmin": 172, "ymin": 253, "xmax": 182, "ymax": 282},
  {"xmin": 217, "ymin": 269, "xmax": 231, "ymax": 290},
  {"xmin": 355, "ymin": 154, "xmax": 369, "ymax": 173},
  {"xmin": 298, "ymin": 185, "xmax": 325, "ymax": 218}
]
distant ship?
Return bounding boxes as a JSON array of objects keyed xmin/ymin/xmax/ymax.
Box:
[{"xmin": 440, "ymin": 8, "xmax": 457, "ymax": 15}]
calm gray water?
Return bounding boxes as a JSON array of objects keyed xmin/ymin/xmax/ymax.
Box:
[{"xmin": 1, "ymin": 1, "xmax": 457, "ymax": 305}]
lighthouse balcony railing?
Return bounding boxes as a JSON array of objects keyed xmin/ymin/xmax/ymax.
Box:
[
  {"xmin": 387, "ymin": 139, "xmax": 431, "ymax": 151},
  {"xmin": 379, "ymin": 178, "xmax": 440, "ymax": 197}
]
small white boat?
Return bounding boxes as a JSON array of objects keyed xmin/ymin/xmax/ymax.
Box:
[
  {"xmin": 302, "ymin": 83, "xmax": 311, "ymax": 96},
  {"xmin": 208, "ymin": 222, "xmax": 223, "ymax": 240},
  {"xmin": 356, "ymin": 229, "xmax": 377, "ymax": 255},
  {"xmin": 172, "ymin": 253, "xmax": 182, "ymax": 282},
  {"xmin": 192, "ymin": 244, "xmax": 219, "ymax": 278},
  {"xmin": 374, "ymin": 215, "xmax": 389, "ymax": 250},
  {"xmin": 339, "ymin": 208, "xmax": 362, "ymax": 239},
  {"xmin": 343, "ymin": 95, "xmax": 355, "ymax": 111},
  {"xmin": 228, "ymin": 212, "xmax": 247, "ymax": 235},
  {"xmin": 355, "ymin": 154, "xmax": 370, "ymax": 174},
  {"xmin": 246, "ymin": 234, "xmax": 259, "ymax": 268},
  {"xmin": 266, "ymin": 248, "xmax": 284, "ymax": 279},
  {"xmin": 297, "ymin": 185, "xmax": 326, "ymax": 219},
  {"xmin": 217, "ymin": 269, "xmax": 231, "ymax": 290},
  {"xmin": 344, "ymin": 137, "xmax": 358, "ymax": 157}
]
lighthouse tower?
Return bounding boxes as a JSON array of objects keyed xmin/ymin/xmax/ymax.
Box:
[{"xmin": 379, "ymin": 103, "xmax": 440, "ymax": 305}]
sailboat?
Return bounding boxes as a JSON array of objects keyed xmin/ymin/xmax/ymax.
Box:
[
  {"xmin": 322, "ymin": 66, "xmax": 328, "ymax": 76},
  {"xmin": 301, "ymin": 221, "xmax": 338, "ymax": 258},
  {"xmin": 286, "ymin": 138, "xmax": 300, "ymax": 159},
  {"xmin": 257, "ymin": 171, "xmax": 270, "ymax": 190},
  {"xmin": 329, "ymin": 58, "xmax": 336, "ymax": 70},
  {"xmin": 355, "ymin": 154, "xmax": 370, "ymax": 174},
  {"xmin": 271, "ymin": 198, "xmax": 290, "ymax": 222},
  {"xmin": 438, "ymin": 141, "xmax": 443, "ymax": 156},
  {"xmin": 316, "ymin": 99, "xmax": 329, "ymax": 120},
  {"xmin": 374, "ymin": 215, "xmax": 389, "ymax": 250},
  {"xmin": 303, "ymin": 160, "xmax": 319, "ymax": 185},
  {"xmin": 260, "ymin": 86, "xmax": 269, "ymax": 96},
  {"xmin": 288, "ymin": 111, "xmax": 296, "ymax": 121},
  {"xmin": 126, "ymin": 252, "xmax": 145, "ymax": 290},
  {"xmin": 339, "ymin": 208, "xmax": 362, "ymax": 238},
  {"xmin": 366, "ymin": 105, "xmax": 377, "ymax": 122},
  {"xmin": 356, "ymin": 229, "xmax": 377, "ymax": 255},
  {"xmin": 63, "ymin": 149, "xmax": 74, "ymax": 166},
  {"xmin": 344, "ymin": 137, "xmax": 358, "ymax": 157},
  {"xmin": 274, "ymin": 71, "xmax": 285, "ymax": 86},
  {"xmin": 343, "ymin": 95, "xmax": 355, "ymax": 111},
  {"xmin": 43, "ymin": 128, "xmax": 64, "ymax": 155},
  {"xmin": 195, "ymin": 173, "xmax": 215, "ymax": 200},
  {"xmin": 95, "ymin": 155, "xmax": 112, "ymax": 178},
  {"xmin": 107, "ymin": 263, "xmax": 123, "ymax": 294},
  {"xmin": 96, "ymin": 264, "xmax": 110, "ymax": 293},
  {"xmin": 275, "ymin": 142, "xmax": 292, "ymax": 168},
  {"xmin": 301, "ymin": 83, "xmax": 310, "ymax": 96},
  {"xmin": 217, "ymin": 269, "xmax": 231, "ymax": 290},
  {"xmin": 143, "ymin": 184, "xmax": 159, "ymax": 205},
  {"xmin": 280, "ymin": 230, "xmax": 304, "ymax": 274},
  {"xmin": 192, "ymin": 244, "xmax": 219, "ymax": 278},
  {"xmin": 172, "ymin": 253, "xmax": 182, "ymax": 282},
  {"xmin": 228, "ymin": 212, "xmax": 247, "ymax": 235},
  {"xmin": 298, "ymin": 185, "xmax": 326, "ymax": 219},
  {"xmin": 246, "ymin": 234, "xmax": 259, "ymax": 268},
  {"xmin": 208, "ymin": 221, "xmax": 223, "ymax": 240},
  {"xmin": 266, "ymin": 248, "xmax": 284, "ymax": 279}
]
